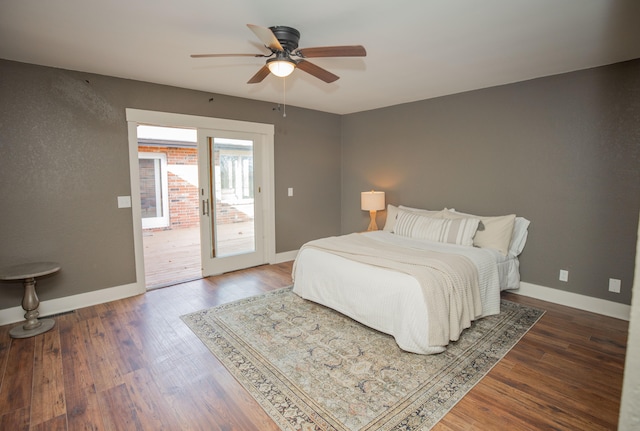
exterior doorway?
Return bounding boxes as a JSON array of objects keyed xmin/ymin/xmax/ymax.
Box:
[
  {"xmin": 126, "ymin": 108, "xmax": 276, "ymax": 295},
  {"xmin": 138, "ymin": 125, "xmax": 201, "ymax": 289}
]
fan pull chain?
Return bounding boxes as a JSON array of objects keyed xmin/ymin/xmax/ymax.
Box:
[{"xmin": 282, "ymin": 77, "xmax": 287, "ymax": 118}]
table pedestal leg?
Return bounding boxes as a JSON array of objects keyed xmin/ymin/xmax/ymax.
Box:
[
  {"xmin": 22, "ymin": 277, "xmax": 42, "ymax": 330},
  {"xmin": 9, "ymin": 277, "xmax": 55, "ymax": 338}
]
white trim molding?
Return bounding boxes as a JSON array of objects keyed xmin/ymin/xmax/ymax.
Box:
[
  {"xmin": 2, "ymin": 259, "xmax": 629, "ymax": 326},
  {"xmin": 273, "ymin": 252, "xmax": 632, "ymax": 321},
  {"xmin": 1, "ymin": 252, "xmax": 294, "ymax": 326},
  {"xmin": 0, "ymin": 281, "xmax": 145, "ymax": 326},
  {"xmin": 514, "ymin": 281, "xmax": 631, "ymax": 321},
  {"xmin": 275, "ymin": 250, "xmax": 298, "ymax": 264}
]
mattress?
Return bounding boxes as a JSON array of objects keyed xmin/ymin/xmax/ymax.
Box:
[{"xmin": 292, "ymin": 231, "xmax": 519, "ymax": 354}]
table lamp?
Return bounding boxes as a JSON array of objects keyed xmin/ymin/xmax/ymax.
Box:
[{"xmin": 361, "ymin": 190, "xmax": 385, "ymax": 231}]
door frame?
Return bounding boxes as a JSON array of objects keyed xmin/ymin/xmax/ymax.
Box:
[{"xmin": 126, "ymin": 108, "xmax": 275, "ymax": 289}]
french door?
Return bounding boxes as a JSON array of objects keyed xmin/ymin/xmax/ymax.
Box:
[
  {"xmin": 198, "ymin": 129, "xmax": 266, "ymax": 276},
  {"xmin": 126, "ymin": 109, "xmax": 275, "ymax": 288}
]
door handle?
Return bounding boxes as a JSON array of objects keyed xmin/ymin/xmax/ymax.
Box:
[{"xmin": 202, "ymin": 199, "xmax": 209, "ymax": 216}]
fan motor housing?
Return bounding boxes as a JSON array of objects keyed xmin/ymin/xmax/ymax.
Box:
[{"xmin": 269, "ymin": 26, "xmax": 300, "ymax": 52}]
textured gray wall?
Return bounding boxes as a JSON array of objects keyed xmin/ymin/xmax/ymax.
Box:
[
  {"xmin": 2, "ymin": 58, "xmax": 638, "ymax": 310},
  {"xmin": 0, "ymin": 59, "xmax": 341, "ymax": 309},
  {"xmin": 341, "ymin": 59, "xmax": 640, "ymax": 305}
]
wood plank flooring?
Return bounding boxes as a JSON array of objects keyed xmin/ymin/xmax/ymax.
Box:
[{"xmin": 0, "ymin": 262, "xmax": 628, "ymax": 430}]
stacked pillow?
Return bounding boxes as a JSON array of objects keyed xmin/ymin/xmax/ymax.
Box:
[
  {"xmin": 441, "ymin": 210, "xmax": 515, "ymax": 255},
  {"xmin": 382, "ymin": 204, "xmax": 445, "ymax": 232},
  {"xmin": 393, "ymin": 208, "xmax": 479, "ymax": 247},
  {"xmin": 383, "ymin": 204, "xmax": 530, "ymax": 256}
]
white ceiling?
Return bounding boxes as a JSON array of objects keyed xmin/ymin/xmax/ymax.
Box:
[{"xmin": 1, "ymin": 0, "xmax": 639, "ymax": 115}]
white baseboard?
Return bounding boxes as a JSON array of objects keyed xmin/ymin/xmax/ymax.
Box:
[
  {"xmin": 0, "ymin": 282, "xmax": 145, "ymax": 326},
  {"xmin": 514, "ymin": 282, "xmax": 631, "ymax": 321},
  {"xmin": 4, "ymin": 264, "xmax": 626, "ymax": 327},
  {"xmin": 274, "ymin": 253, "xmax": 632, "ymax": 321},
  {"xmin": 274, "ymin": 250, "xmax": 298, "ymax": 264},
  {"xmin": 1, "ymin": 254, "xmax": 298, "ymax": 327}
]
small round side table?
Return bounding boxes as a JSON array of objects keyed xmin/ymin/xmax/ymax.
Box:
[{"xmin": 0, "ymin": 262, "xmax": 60, "ymax": 338}]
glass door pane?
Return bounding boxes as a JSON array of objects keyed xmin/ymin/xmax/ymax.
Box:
[
  {"xmin": 198, "ymin": 128, "xmax": 265, "ymax": 277},
  {"xmin": 211, "ymin": 137, "xmax": 255, "ymax": 257}
]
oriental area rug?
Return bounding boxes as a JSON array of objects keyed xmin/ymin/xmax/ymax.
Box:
[{"xmin": 181, "ymin": 287, "xmax": 544, "ymax": 431}]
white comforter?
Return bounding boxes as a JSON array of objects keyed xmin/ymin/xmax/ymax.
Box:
[{"xmin": 292, "ymin": 231, "xmax": 502, "ymax": 354}]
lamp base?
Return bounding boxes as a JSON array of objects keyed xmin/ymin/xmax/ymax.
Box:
[{"xmin": 367, "ymin": 210, "xmax": 378, "ymax": 231}]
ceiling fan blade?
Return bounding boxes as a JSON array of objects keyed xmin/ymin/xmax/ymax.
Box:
[
  {"xmin": 191, "ymin": 53, "xmax": 268, "ymax": 58},
  {"xmin": 247, "ymin": 65, "xmax": 271, "ymax": 84},
  {"xmin": 294, "ymin": 45, "xmax": 366, "ymax": 58},
  {"xmin": 296, "ymin": 60, "xmax": 339, "ymax": 83},
  {"xmin": 247, "ymin": 24, "xmax": 284, "ymax": 51}
]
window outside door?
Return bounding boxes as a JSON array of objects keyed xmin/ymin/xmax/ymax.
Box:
[{"xmin": 138, "ymin": 152, "xmax": 169, "ymax": 229}]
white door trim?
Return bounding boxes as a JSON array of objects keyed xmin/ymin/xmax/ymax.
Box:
[{"xmin": 126, "ymin": 108, "xmax": 275, "ymax": 290}]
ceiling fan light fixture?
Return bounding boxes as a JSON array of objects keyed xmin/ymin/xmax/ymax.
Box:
[
  {"xmin": 192, "ymin": 24, "xmax": 367, "ymax": 84},
  {"xmin": 267, "ymin": 58, "xmax": 296, "ymax": 77}
]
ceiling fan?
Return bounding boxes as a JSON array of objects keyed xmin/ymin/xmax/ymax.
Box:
[{"xmin": 191, "ymin": 24, "xmax": 366, "ymax": 84}]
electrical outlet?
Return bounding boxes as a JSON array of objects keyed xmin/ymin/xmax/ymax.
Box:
[
  {"xmin": 288, "ymin": 187, "xmax": 293, "ymax": 197},
  {"xmin": 559, "ymin": 270, "xmax": 569, "ymax": 282},
  {"xmin": 609, "ymin": 278, "xmax": 621, "ymax": 293}
]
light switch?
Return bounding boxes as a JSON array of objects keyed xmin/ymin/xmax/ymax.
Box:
[
  {"xmin": 117, "ymin": 196, "xmax": 132, "ymax": 208},
  {"xmin": 288, "ymin": 187, "xmax": 293, "ymax": 197},
  {"xmin": 559, "ymin": 270, "xmax": 569, "ymax": 282}
]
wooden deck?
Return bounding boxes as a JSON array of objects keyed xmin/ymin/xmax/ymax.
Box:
[
  {"xmin": 142, "ymin": 227, "xmax": 201, "ymax": 289},
  {"xmin": 142, "ymin": 222, "xmax": 254, "ymax": 289}
]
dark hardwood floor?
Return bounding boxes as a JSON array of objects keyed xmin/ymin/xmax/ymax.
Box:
[{"xmin": 0, "ymin": 261, "xmax": 628, "ymax": 430}]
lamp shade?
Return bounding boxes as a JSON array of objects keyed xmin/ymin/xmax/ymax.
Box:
[
  {"xmin": 267, "ymin": 59, "xmax": 296, "ymax": 77},
  {"xmin": 361, "ymin": 191, "xmax": 385, "ymax": 211}
]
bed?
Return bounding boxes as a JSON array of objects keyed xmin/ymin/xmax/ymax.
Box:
[{"xmin": 292, "ymin": 205, "xmax": 530, "ymax": 355}]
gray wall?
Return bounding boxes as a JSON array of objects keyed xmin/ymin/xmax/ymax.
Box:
[
  {"xmin": 2, "ymin": 58, "xmax": 638, "ymax": 311},
  {"xmin": 0, "ymin": 59, "xmax": 342, "ymax": 309},
  {"xmin": 341, "ymin": 59, "xmax": 640, "ymax": 305}
]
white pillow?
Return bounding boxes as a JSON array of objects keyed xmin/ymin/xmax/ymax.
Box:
[
  {"xmin": 384, "ymin": 204, "xmax": 444, "ymax": 232},
  {"xmin": 383, "ymin": 204, "xmax": 399, "ymax": 232},
  {"xmin": 443, "ymin": 210, "xmax": 516, "ymax": 256},
  {"xmin": 398, "ymin": 205, "xmax": 445, "ymax": 216},
  {"xmin": 394, "ymin": 209, "xmax": 480, "ymax": 246},
  {"xmin": 509, "ymin": 217, "xmax": 530, "ymax": 256}
]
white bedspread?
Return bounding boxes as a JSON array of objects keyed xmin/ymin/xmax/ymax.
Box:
[{"xmin": 292, "ymin": 231, "xmax": 502, "ymax": 354}]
